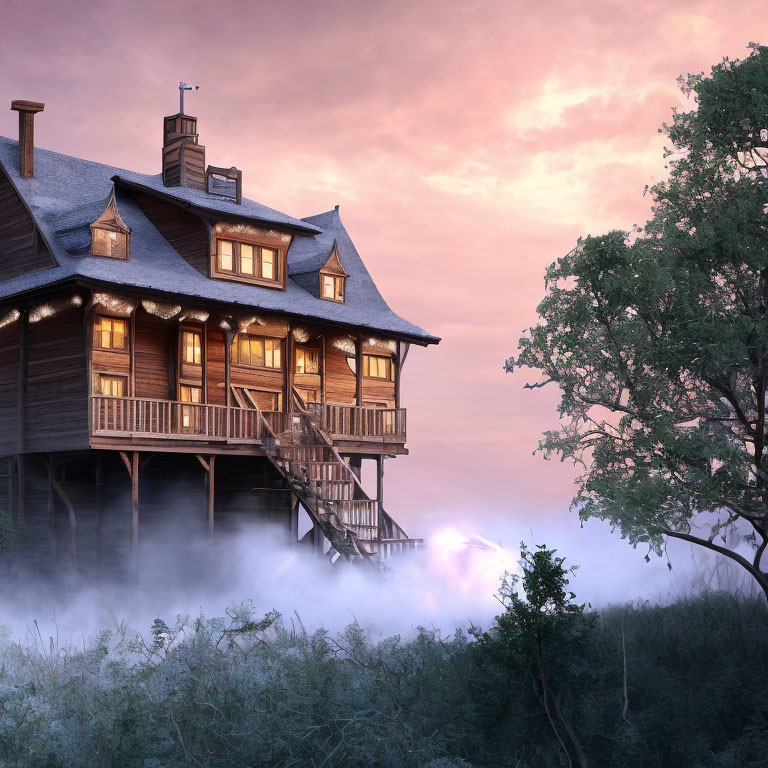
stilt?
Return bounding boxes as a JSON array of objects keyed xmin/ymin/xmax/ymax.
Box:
[
  {"xmin": 47, "ymin": 455, "xmax": 77, "ymax": 570},
  {"xmin": 95, "ymin": 452, "xmax": 103, "ymax": 577},
  {"xmin": 16, "ymin": 454, "xmax": 25, "ymax": 527},
  {"xmin": 376, "ymin": 455, "xmax": 384, "ymax": 556},
  {"xmin": 131, "ymin": 451, "xmax": 139, "ymax": 582},
  {"xmin": 290, "ymin": 492, "xmax": 299, "ymax": 542},
  {"xmin": 196, "ymin": 454, "xmax": 216, "ymax": 537}
]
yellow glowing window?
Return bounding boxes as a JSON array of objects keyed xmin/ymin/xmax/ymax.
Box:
[
  {"xmin": 261, "ymin": 247, "xmax": 275, "ymax": 280},
  {"xmin": 295, "ymin": 348, "xmax": 319, "ymax": 374},
  {"xmin": 321, "ymin": 274, "xmax": 345, "ymax": 302},
  {"xmin": 182, "ymin": 329, "xmax": 202, "ymax": 364},
  {"xmin": 180, "ymin": 385, "xmax": 202, "ymax": 429},
  {"xmin": 240, "ymin": 243, "xmax": 255, "ymax": 275},
  {"xmin": 94, "ymin": 316, "xmax": 128, "ymax": 349},
  {"xmin": 231, "ymin": 334, "xmax": 282, "ymax": 369},
  {"xmin": 363, "ymin": 354, "xmax": 391, "ymax": 379},
  {"xmin": 97, "ymin": 374, "xmax": 126, "ymax": 397},
  {"xmin": 218, "ymin": 240, "xmax": 234, "ymax": 271}
]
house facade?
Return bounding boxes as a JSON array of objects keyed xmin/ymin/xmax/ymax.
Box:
[{"xmin": 0, "ymin": 99, "xmax": 439, "ymax": 580}]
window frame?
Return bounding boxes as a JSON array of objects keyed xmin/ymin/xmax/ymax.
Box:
[
  {"xmin": 230, "ymin": 333, "xmax": 283, "ymax": 370},
  {"xmin": 320, "ymin": 272, "xmax": 346, "ymax": 303},
  {"xmin": 179, "ymin": 384, "xmax": 203, "ymax": 431},
  {"xmin": 95, "ymin": 372, "xmax": 128, "ymax": 397},
  {"xmin": 362, "ymin": 354, "xmax": 393, "ymax": 380},
  {"xmin": 213, "ymin": 237, "xmax": 285, "ymax": 289},
  {"xmin": 295, "ymin": 347, "xmax": 320, "ymax": 375},
  {"xmin": 93, "ymin": 315, "xmax": 129, "ymax": 351},
  {"xmin": 181, "ymin": 327, "xmax": 203, "ymax": 366}
]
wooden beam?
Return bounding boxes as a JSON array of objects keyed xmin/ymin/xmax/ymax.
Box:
[
  {"xmin": 96, "ymin": 452, "xmax": 103, "ymax": 578},
  {"xmin": 207, "ymin": 454, "xmax": 215, "ymax": 537},
  {"xmin": 130, "ymin": 451, "xmax": 139, "ymax": 585},
  {"xmin": 48, "ymin": 456, "xmax": 77, "ymax": 570},
  {"xmin": 195, "ymin": 454, "xmax": 210, "ymax": 473},
  {"xmin": 224, "ymin": 329, "xmax": 232, "ymax": 409},
  {"xmin": 394, "ymin": 342, "xmax": 402, "ymax": 410},
  {"xmin": 376, "ymin": 456, "xmax": 384, "ymax": 557},
  {"xmin": 119, "ymin": 451, "xmax": 132, "ymax": 478},
  {"xmin": 355, "ymin": 335, "xmax": 363, "ymax": 407},
  {"xmin": 285, "ymin": 322, "xmax": 294, "ymax": 413},
  {"xmin": 321, "ymin": 334, "xmax": 327, "ymax": 403},
  {"xmin": 16, "ymin": 309, "xmax": 26, "ymax": 526}
]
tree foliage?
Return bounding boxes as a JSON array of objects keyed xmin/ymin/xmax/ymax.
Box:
[{"xmin": 508, "ymin": 44, "xmax": 768, "ymax": 597}]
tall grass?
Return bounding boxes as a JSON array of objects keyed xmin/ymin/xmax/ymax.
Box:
[{"xmin": 0, "ymin": 593, "xmax": 766, "ymax": 767}]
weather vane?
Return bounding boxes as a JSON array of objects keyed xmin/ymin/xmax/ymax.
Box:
[{"xmin": 178, "ymin": 81, "xmax": 199, "ymax": 115}]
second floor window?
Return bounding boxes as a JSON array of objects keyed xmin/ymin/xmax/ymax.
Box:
[
  {"xmin": 96, "ymin": 374, "xmax": 126, "ymax": 397},
  {"xmin": 363, "ymin": 354, "xmax": 392, "ymax": 379},
  {"xmin": 94, "ymin": 316, "xmax": 128, "ymax": 349},
  {"xmin": 231, "ymin": 334, "xmax": 282, "ymax": 369},
  {"xmin": 295, "ymin": 348, "xmax": 320, "ymax": 374},
  {"xmin": 182, "ymin": 329, "xmax": 202, "ymax": 364},
  {"xmin": 217, "ymin": 239, "xmax": 278, "ymax": 282}
]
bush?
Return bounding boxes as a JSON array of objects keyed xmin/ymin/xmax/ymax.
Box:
[{"xmin": 0, "ymin": 594, "xmax": 766, "ymax": 767}]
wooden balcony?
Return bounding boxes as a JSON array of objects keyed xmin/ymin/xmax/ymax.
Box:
[
  {"xmin": 305, "ymin": 403, "xmax": 407, "ymax": 445},
  {"xmin": 89, "ymin": 396, "xmax": 407, "ymax": 452}
]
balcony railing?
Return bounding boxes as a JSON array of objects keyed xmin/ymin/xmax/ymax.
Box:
[
  {"xmin": 305, "ymin": 403, "xmax": 407, "ymax": 442},
  {"xmin": 90, "ymin": 397, "xmax": 406, "ymax": 444}
]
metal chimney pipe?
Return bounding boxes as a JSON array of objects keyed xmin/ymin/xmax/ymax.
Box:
[{"xmin": 10, "ymin": 100, "xmax": 45, "ymax": 178}]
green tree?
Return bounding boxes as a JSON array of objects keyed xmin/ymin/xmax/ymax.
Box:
[
  {"xmin": 508, "ymin": 44, "xmax": 768, "ymax": 599},
  {"xmin": 476, "ymin": 544, "xmax": 595, "ymax": 768}
]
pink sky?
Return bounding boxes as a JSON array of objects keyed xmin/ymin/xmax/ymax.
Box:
[{"xmin": 1, "ymin": 0, "xmax": 763, "ymax": 597}]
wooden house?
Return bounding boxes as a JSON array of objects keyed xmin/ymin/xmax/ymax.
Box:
[{"xmin": 0, "ymin": 99, "xmax": 439, "ymax": 580}]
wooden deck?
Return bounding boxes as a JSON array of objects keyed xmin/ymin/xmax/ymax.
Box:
[{"xmin": 89, "ymin": 396, "xmax": 407, "ymax": 450}]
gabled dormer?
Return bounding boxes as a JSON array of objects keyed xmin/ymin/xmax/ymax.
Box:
[
  {"xmin": 90, "ymin": 191, "xmax": 131, "ymax": 260},
  {"xmin": 319, "ymin": 242, "xmax": 348, "ymax": 303}
]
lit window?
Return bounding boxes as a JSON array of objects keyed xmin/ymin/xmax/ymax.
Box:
[
  {"xmin": 218, "ymin": 240, "xmax": 234, "ymax": 272},
  {"xmin": 215, "ymin": 240, "xmax": 280, "ymax": 282},
  {"xmin": 240, "ymin": 243, "xmax": 255, "ymax": 275},
  {"xmin": 182, "ymin": 329, "xmax": 202, "ymax": 364},
  {"xmin": 295, "ymin": 348, "xmax": 320, "ymax": 374},
  {"xmin": 180, "ymin": 385, "xmax": 202, "ymax": 430},
  {"xmin": 97, "ymin": 374, "xmax": 126, "ymax": 397},
  {"xmin": 261, "ymin": 247, "xmax": 275, "ymax": 280},
  {"xmin": 231, "ymin": 334, "xmax": 282, "ymax": 368},
  {"xmin": 94, "ymin": 316, "xmax": 128, "ymax": 349},
  {"xmin": 321, "ymin": 274, "xmax": 345, "ymax": 302},
  {"xmin": 363, "ymin": 354, "xmax": 392, "ymax": 379}
]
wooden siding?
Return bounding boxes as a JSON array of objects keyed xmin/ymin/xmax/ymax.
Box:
[
  {"xmin": 0, "ymin": 167, "xmax": 55, "ymax": 281},
  {"xmin": 362, "ymin": 377, "xmax": 395, "ymax": 407},
  {"xmin": 0, "ymin": 322, "xmax": 19, "ymax": 455},
  {"xmin": 206, "ymin": 323, "xmax": 227, "ymax": 405},
  {"xmin": 134, "ymin": 313, "xmax": 172, "ymax": 400},
  {"xmin": 133, "ymin": 192, "xmax": 209, "ymax": 274},
  {"xmin": 24, "ymin": 304, "xmax": 89, "ymax": 452},
  {"xmin": 325, "ymin": 342, "xmax": 356, "ymax": 404}
]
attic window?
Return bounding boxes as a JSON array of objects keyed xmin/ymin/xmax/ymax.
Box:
[
  {"xmin": 206, "ymin": 165, "xmax": 242, "ymax": 204},
  {"xmin": 90, "ymin": 192, "xmax": 131, "ymax": 260},
  {"xmin": 319, "ymin": 244, "xmax": 348, "ymax": 303},
  {"xmin": 321, "ymin": 274, "xmax": 345, "ymax": 302}
]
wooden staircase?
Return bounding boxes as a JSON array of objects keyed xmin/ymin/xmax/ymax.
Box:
[{"xmin": 254, "ymin": 394, "xmax": 422, "ymax": 563}]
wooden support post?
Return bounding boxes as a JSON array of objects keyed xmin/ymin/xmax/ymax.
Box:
[
  {"xmin": 290, "ymin": 492, "xmax": 299, "ymax": 542},
  {"xmin": 207, "ymin": 455, "xmax": 215, "ymax": 537},
  {"xmin": 16, "ymin": 309, "xmax": 27, "ymax": 526},
  {"xmin": 96, "ymin": 452, "xmax": 103, "ymax": 578},
  {"xmin": 321, "ymin": 334, "xmax": 327, "ymax": 403},
  {"xmin": 394, "ymin": 342, "xmax": 402, "ymax": 410},
  {"xmin": 225, "ymin": 329, "xmax": 232, "ymax": 407},
  {"xmin": 121, "ymin": 451, "xmax": 140, "ymax": 585},
  {"xmin": 48, "ymin": 456, "xmax": 77, "ymax": 570},
  {"xmin": 355, "ymin": 336, "xmax": 363, "ymax": 406},
  {"xmin": 285, "ymin": 322, "xmax": 295, "ymax": 413},
  {"xmin": 376, "ymin": 456, "xmax": 384, "ymax": 557}
]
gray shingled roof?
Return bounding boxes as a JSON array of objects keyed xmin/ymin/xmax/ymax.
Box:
[{"xmin": 0, "ymin": 137, "xmax": 439, "ymax": 344}]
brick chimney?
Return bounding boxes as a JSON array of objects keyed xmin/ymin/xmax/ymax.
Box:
[
  {"xmin": 162, "ymin": 113, "xmax": 206, "ymax": 189},
  {"xmin": 10, "ymin": 100, "xmax": 45, "ymax": 178}
]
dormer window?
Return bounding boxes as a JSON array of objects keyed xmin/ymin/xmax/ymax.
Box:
[
  {"xmin": 319, "ymin": 243, "xmax": 348, "ymax": 303},
  {"xmin": 321, "ymin": 274, "xmax": 345, "ymax": 302},
  {"xmin": 214, "ymin": 237, "xmax": 282, "ymax": 287},
  {"xmin": 90, "ymin": 191, "xmax": 130, "ymax": 260}
]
